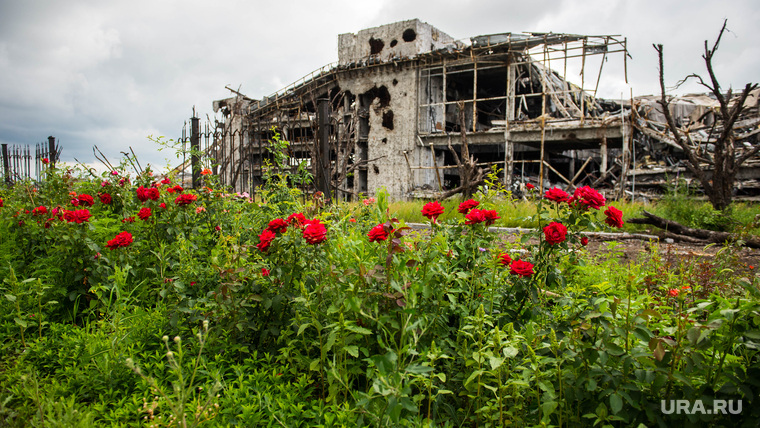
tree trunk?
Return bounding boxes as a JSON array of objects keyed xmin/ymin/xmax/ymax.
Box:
[{"xmin": 628, "ymin": 210, "xmax": 760, "ymax": 248}]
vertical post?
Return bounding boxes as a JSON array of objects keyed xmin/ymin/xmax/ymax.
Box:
[
  {"xmin": 600, "ymin": 135, "xmax": 608, "ymax": 175},
  {"xmin": 191, "ymin": 115, "xmax": 200, "ymax": 189},
  {"xmin": 48, "ymin": 136, "xmax": 57, "ymax": 167},
  {"xmin": 580, "ymin": 37, "xmax": 587, "ymax": 124},
  {"xmin": 430, "ymin": 143, "xmax": 443, "ymax": 191},
  {"xmin": 2, "ymin": 144, "xmax": 10, "ymax": 185},
  {"xmin": 504, "ymin": 58, "xmax": 515, "ymax": 187},
  {"xmin": 539, "ymin": 47, "xmax": 548, "ymax": 192},
  {"xmin": 472, "ymin": 58, "xmax": 478, "ymax": 133},
  {"xmin": 317, "ymin": 98, "xmax": 331, "ymax": 201},
  {"xmin": 617, "ymin": 95, "xmax": 629, "ymax": 200}
]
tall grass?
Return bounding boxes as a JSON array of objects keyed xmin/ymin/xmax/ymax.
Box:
[
  {"xmin": 388, "ymin": 198, "xmax": 651, "ymax": 230},
  {"xmin": 350, "ymin": 194, "xmax": 757, "ymax": 234}
]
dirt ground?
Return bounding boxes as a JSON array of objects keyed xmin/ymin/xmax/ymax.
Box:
[{"xmin": 584, "ymin": 234, "xmax": 760, "ymax": 277}]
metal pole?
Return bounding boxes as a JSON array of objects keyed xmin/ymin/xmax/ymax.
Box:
[
  {"xmin": 191, "ymin": 115, "xmax": 200, "ymax": 189},
  {"xmin": 48, "ymin": 136, "xmax": 57, "ymax": 167},
  {"xmin": 2, "ymin": 144, "xmax": 10, "ymax": 185}
]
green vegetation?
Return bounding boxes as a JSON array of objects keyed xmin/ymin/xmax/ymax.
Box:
[{"xmin": 0, "ymin": 149, "xmax": 758, "ymax": 427}]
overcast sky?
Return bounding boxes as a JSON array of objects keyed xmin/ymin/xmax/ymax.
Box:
[{"xmin": 1, "ymin": 0, "xmax": 757, "ymax": 173}]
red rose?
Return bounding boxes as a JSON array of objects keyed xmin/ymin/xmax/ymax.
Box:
[
  {"xmin": 159, "ymin": 202, "xmax": 167, "ymax": 209},
  {"xmin": 457, "ymin": 199, "xmax": 480, "ymax": 214},
  {"xmin": 214, "ymin": 225, "xmax": 221, "ymax": 232},
  {"xmin": 498, "ymin": 253, "xmax": 513, "ymax": 266},
  {"xmin": 63, "ymin": 209, "xmax": 92, "ymax": 224},
  {"xmin": 604, "ymin": 206, "xmax": 624, "ymax": 228},
  {"xmin": 465, "ymin": 209, "xmax": 486, "ymax": 225},
  {"xmin": 668, "ymin": 288, "xmax": 679, "ymax": 297},
  {"xmin": 106, "ymin": 231, "xmax": 133, "ymax": 250},
  {"xmin": 303, "ymin": 219, "xmax": 327, "ymax": 245},
  {"xmin": 261, "ymin": 268, "xmax": 270, "ymax": 276},
  {"xmin": 146, "ymin": 187, "xmax": 160, "ymax": 201},
  {"xmin": 122, "ymin": 216, "xmax": 135, "ymax": 223},
  {"xmin": 287, "ymin": 212, "xmax": 307, "ymax": 228},
  {"xmin": 510, "ymin": 260, "xmax": 534, "ymax": 277},
  {"xmin": 367, "ymin": 224, "xmax": 390, "ymax": 242},
  {"xmin": 0, "ymin": 198, "xmax": 3, "ymax": 207},
  {"xmin": 257, "ymin": 229, "xmax": 276, "ymax": 253},
  {"xmin": 99, "ymin": 193, "xmax": 112, "ymax": 204},
  {"xmin": 570, "ymin": 186, "xmax": 606, "ymax": 210},
  {"xmin": 544, "ymin": 187, "xmax": 570, "ymax": 203},
  {"xmin": 138, "ymin": 207, "xmax": 152, "ymax": 220},
  {"xmin": 175, "ymin": 194, "xmax": 198, "ymax": 206},
  {"xmin": 32, "ymin": 206, "xmax": 48, "ymax": 216},
  {"xmin": 482, "ymin": 209, "xmax": 500, "ymax": 226},
  {"xmin": 166, "ymin": 185, "xmax": 184, "ymax": 193},
  {"xmin": 136, "ymin": 186, "xmax": 159, "ymax": 202},
  {"xmin": 581, "ymin": 236, "xmax": 589, "ymax": 246},
  {"xmin": 422, "ymin": 201, "xmax": 445, "ymax": 222},
  {"xmin": 526, "ymin": 183, "xmax": 535, "ymax": 190},
  {"xmin": 161, "ymin": 177, "xmax": 172, "ymax": 185},
  {"xmin": 267, "ymin": 218, "xmax": 288, "ymax": 234},
  {"xmin": 76, "ymin": 194, "xmax": 94, "ymax": 207},
  {"xmin": 42, "ymin": 158, "xmax": 49, "ymax": 165},
  {"xmin": 543, "ymin": 222, "xmax": 567, "ymax": 245},
  {"xmin": 136, "ymin": 186, "xmax": 148, "ymax": 202}
]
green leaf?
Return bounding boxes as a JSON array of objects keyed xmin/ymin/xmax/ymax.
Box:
[
  {"xmin": 606, "ymin": 342, "xmax": 625, "ymax": 356},
  {"xmin": 297, "ymin": 323, "xmax": 310, "ymax": 336},
  {"xmin": 344, "ymin": 345, "xmax": 359, "ymax": 358},
  {"xmin": 345, "ymin": 324, "xmax": 372, "ymax": 335},
  {"xmin": 503, "ymin": 346, "xmax": 519, "ymax": 358},
  {"xmin": 489, "ymin": 356, "xmax": 504, "ymax": 370},
  {"xmin": 4, "ymin": 294, "xmax": 16, "ymax": 302},
  {"xmin": 464, "ymin": 370, "xmax": 484, "ymax": 388},
  {"xmin": 14, "ymin": 317, "xmax": 28, "ymax": 328},
  {"xmin": 405, "ymin": 364, "xmax": 433, "ymax": 375},
  {"xmin": 541, "ymin": 401, "xmax": 558, "ymax": 417},
  {"xmin": 610, "ymin": 392, "xmax": 623, "ymax": 414},
  {"xmin": 309, "ymin": 359, "xmax": 321, "ymax": 371}
]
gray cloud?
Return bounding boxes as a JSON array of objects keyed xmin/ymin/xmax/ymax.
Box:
[{"xmin": 0, "ymin": 0, "xmax": 757, "ymax": 172}]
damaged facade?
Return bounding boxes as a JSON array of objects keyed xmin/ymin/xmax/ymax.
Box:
[{"xmin": 195, "ymin": 19, "xmax": 759, "ymax": 201}]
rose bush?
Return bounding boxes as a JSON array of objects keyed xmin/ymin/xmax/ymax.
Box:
[{"xmin": 0, "ymin": 154, "xmax": 755, "ymax": 428}]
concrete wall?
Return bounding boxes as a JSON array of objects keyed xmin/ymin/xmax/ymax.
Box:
[
  {"xmin": 338, "ymin": 19, "xmax": 461, "ymax": 65},
  {"xmin": 338, "ymin": 65, "xmax": 429, "ymax": 198}
]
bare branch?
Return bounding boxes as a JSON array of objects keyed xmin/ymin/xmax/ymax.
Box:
[{"xmin": 653, "ymin": 43, "xmax": 713, "ymax": 195}]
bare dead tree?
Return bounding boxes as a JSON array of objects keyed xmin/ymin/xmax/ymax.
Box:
[
  {"xmin": 443, "ymin": 101, "xmax": 486, "ymax": 199},
  {"xmin": 654, "ymin": 20, "xmax": 759, "ymax": 211}
]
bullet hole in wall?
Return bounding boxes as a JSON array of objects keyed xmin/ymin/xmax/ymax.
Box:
[
  {"xmin": 402, "ymin": 29, "xmax": 416, "ymax": 42},
  {"xmin": 373, "ymin": 165, "xmax": 380, "ymax": 174},
  {"xmin": 382, "ymin": 110, "xmax": 394, "ymax": 130},
  {"xmin": 390, "ymin": 39, "xmax": 398, "ymax": 47},
  {"xmin": 362, "ymin": 85, "xmax": 391, "ymax": 108},
  {"xmin": 369, "ymin": 37, "xmax": 384, "ymax": 55},
  {"xmin": 392, "ymin": 78, "xmax": 398, "ymax": 86},
  {"xmin": 382, "ymin": 138, "xmax": 387, "ymax": 144}
]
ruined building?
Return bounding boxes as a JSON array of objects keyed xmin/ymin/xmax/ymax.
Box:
[{"xmin": 189, "ymin": 19, "xmax": 758, "ymax": 200}]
